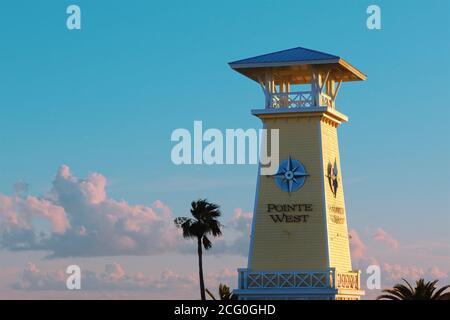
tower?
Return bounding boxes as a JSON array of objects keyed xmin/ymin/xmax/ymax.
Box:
[{"xmin": 229, "ymin": 47, "xmax": 366, "ymax": 300}]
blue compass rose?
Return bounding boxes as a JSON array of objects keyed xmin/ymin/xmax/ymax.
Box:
[{"xmin": 272, "ymin": 156, "xmax": 309, "ymax": 193}]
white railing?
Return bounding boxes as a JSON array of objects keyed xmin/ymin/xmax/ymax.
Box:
[
  {"xmin": 268, "ymin": 91, "xmax": 334, "ymax": 109},
  {"xmin": 270, "ymin": 91, "xmax": 314, "ymax": 109},
  {"xmin": 237, "ymin": 268, "xmax": 360, "ymax": 291}
]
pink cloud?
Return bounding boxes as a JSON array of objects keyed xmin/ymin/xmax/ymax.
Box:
[
  {"xmin": 349, "ymin": 229, "xmax": 366, "ymax": 259},
  {"xmin": 380, "ymin": 263, "xmax": 448, "ymax": 282},
  {"xmin": 25, "ymin": 197, "xmax": 69, "ymax": 234},
  {"xmin": 426, "ymin": 267, "xmax": 448, "ymax": 280},
  {"xmin": 0, "ymin": 165, "xmax": 179, "ymax": 257},
  {"xmin": 382, "ymin": 262, "xmax": 423, "ymax": 281},
  {"xmin": 349, "ymin": 228, "xmax": 449, "ymax": 299},
  {"xmin": 0, "ymin": 194, "xmax": 69, "ymax": 234},
  {"xmin": 12, "ymin": 262, "xmax": 66, "ymax": 290},
  {"xmin": 0, "ymin": 165, "xmax": 254, "ymax": 258},
  {"xmin": 371, "ymin": 228, "xmax": 399, "ymax": 249},
  {"xmin": 10, "ymin": 262, "xmax": 236, "ymax": 298},
  {"xmin": 103, "ymin": 263, "xmax": 126, "ymax": 281}
]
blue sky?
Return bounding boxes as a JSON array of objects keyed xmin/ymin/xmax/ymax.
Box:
[{"xmin": 0, "ymin": 0, "xmax": 449, "ymax": 298}]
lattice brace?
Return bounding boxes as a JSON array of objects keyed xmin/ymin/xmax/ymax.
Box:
[
  {"xmin": 247, "ymin": 273, "xmax": 263, "ymax": 288},
  {"xmin": 262, "ymin": 273, "xmax": 278, "ymax": 288},
  {"xmin": 312, "ymin": 272, "xmax": 328, "ymax": 288},
  {"xmin": 279, "ymin": 273, "xmax": 295, "ymax": 288},
  {"xmin": 294, "ymin": 273, "xmax": 312, "ymax": 288},
  {"xmin": 298, "ymin": 92, "xmax": 313, "ymax": 107}
]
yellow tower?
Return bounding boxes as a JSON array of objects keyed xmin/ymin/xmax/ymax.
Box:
[{"xmin": 230, "ymin": 47, "xmax": 366, "ymax": 300}]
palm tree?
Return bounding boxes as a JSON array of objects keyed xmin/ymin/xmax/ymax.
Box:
[
  {"xmin": 377, "ymin": 278, "xmax": 450, "ymax": 300},
  {"xmin": 206, "ymin": 283, "xmax": 237, "ymax": 300},
  {"xmin": 174, "ymin": 199, "xmax": 222, "ymax": 300}
]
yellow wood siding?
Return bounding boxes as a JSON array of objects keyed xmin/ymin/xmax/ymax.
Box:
[
  {"xmin": 250, "ymin": 115, "xmax": 328, "ymax": 271},
  {"xmin": 320, "ymin": 120, "xmax": 352, "ymax": 272},
  {"xmin": 249, "ymin": 112, "xmax": 353, "ymax": 273}
]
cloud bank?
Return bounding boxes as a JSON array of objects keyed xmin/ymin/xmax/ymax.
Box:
[
  {"xmin": 0, "ymin": 165, "xmax": 251, "ymax": 258},
  {"xmin": 11, "ymin": 262, "xmax": 237, "ymax": 294},
  {"xmin": 349, "ymin": 229, "xmax": 449, "ymax": 299}
]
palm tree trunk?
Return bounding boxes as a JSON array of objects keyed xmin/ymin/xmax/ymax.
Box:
[{"xmin": 197, "ymin": 236, "xmax": 206, "ymax": 300}]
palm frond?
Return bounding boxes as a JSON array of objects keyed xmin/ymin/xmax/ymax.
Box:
[
  {"xmin": 377, "ymin": 294, "xmax": 401, "ymax": 300},
  {"xmin": 379, "ymin": 278, "xmax": 450, "ymax": 300},
  {"xmin": 202, "ymin": 235, "xmax": 212, "ymax": 250},
  {"xmin": 391, "ymin": 284, "xmax": 414, "ymax": 299},
  {"xmin": 174, "ymin": 217, "xmax": 200, "ymax": 239},
  {"xmin": 437, "ymin": 292, "xmax": 450, "ymax": 300},
  {"xmin": 188, "ymin": 199, "xmax": 223, "ymax": 246},
  {"xmin": 432, "ymin": 284, "xmax": 450, "ymax": 300},
  {"xmin": 379, "ymin": 288, "xmax": 409, "ymax": 300},
  {"xmin": 401, "ymin": 278, "xmax": 414, "ymax": 293},
  {"xmin": 423, "ymin": 280, "xmax": 438, "ymax": 299},
  {"xmin": 205, "ymin": 202, "xmax": 221, "ymax": 217},
  {"xmin": 174, "ymin": 217, "xmax": 189, "ymax": 228},
  {"xmin": 219, "ymin": 283, "xmax": 233, "ymax": 300},
  {"xmin": 207, "ymin": 220, "xmax": 223, "ymax": 237},
  {"xmin": 205, "ymin": 288, "xmax": 216, "ymax": 300},
  {"xmin": 191, "ymin": 199, "xmax": 207, "ymax": 220}
]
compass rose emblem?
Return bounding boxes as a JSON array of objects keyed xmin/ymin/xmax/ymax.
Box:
[
  {"xmin": 272, "ymin": 156, "xmax": 309, "ymax": 193},
  {"xmin": 327, "ymin": 159, "xmax": 339, "ymax": 197}
]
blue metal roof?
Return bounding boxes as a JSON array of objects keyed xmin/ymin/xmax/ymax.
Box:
[
  {"xmin": 229, "ymin": 46, "xmax": 340, "ymax": 67},
  {"xmin": 228, "ymin": 46, "xmax": 366, "ymax": 83}
]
